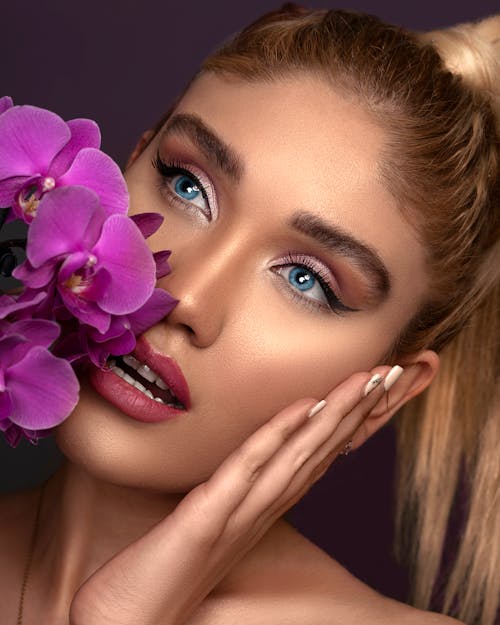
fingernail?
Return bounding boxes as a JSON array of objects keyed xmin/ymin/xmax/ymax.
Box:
[
  {"xmin": 384, "ymin": 365, "xmax": 404, "ymax": 391},
  {"xmin": 307, "ymin": 399, "xmax": 327, "ymax": 418},
  {"xmin": 363, "ymin": 373, "xmax": 384, "ymax": 396}
]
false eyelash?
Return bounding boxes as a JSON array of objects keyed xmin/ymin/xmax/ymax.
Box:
[
  {"xmin": 152, "ymin": 152, "xmax": 212, "ymax": 220},
  {"xmin": 278, "ymin": 252, "xmax": 356, "ymax": 315}
]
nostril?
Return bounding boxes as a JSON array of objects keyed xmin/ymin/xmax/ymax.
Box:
[{"xmin": 182, "ymin": 323, "xmax": 196, "ymax": 336}]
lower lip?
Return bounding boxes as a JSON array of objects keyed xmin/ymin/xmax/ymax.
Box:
[{"xmin": 89, "ymin": 365, "xmax": 187, "ymax": 423}]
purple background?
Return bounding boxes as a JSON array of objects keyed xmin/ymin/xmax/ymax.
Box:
[{"xmin": 1, "ymin": 0, "xmax": 497, "ymax": 606}]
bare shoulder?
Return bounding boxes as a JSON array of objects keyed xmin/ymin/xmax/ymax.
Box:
[{"xmin": 188, "ymin": 519, "xmax": 465, "ymax": 625}]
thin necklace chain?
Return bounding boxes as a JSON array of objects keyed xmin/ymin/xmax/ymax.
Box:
[{"xmin": 17, "ymin": 481, "xmax": 46, "ymax": 625}]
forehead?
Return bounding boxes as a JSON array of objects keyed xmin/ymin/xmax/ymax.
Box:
[
  {"xmin": 176, "ymin": 72, "xmax": 386, "ymax": 203},
  {"xmin": 171, "ymin": 72, "xmax": 400, "ymax": 239}
]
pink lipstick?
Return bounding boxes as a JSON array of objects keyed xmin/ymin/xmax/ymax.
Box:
[{"xmin": 89, "ymin": 335, "xmax": 191, "ymax": 423}]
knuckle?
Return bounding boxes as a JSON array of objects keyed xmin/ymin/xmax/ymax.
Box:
[
  {"xmin": 233, "ymin": 446, "xmax": 264, "ymax": 480},
  {"xmin": 175, "ymin": 484, "xmax": 224, "ymax": 543},
  {"xmin": 292, "ymin": 448, "xmax": 312, "ymax": 472}
]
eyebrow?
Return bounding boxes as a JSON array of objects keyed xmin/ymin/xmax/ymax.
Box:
[
  {"xmin": 290, "ymin": 212, "xmax": 391, "ymax": 300},
  {"xmin": 161, "ymin": 113, "xmax": 244, "ymax": 183}
]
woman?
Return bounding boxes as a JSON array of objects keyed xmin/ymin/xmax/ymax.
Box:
[{"xmin": 0, "ymin": 4, "xmax": 498, "ymax": 624}]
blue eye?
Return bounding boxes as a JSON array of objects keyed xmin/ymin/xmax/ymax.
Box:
[
  {"xmin": 174, "ymin": 175, "xmax": 201, "ymax": 201},
  {"xmin": 273, "ymin": 254, "xmax": 357, "ymax": 315},
  {"xmin": 153, "ymin": 153, "xmax": 213, "ymax": 220},
  {"xmin": 278, "ymin": 265, "xmax": 331, "ymax": 307}
]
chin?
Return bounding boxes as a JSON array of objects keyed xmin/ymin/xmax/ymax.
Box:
[{"xmin": 54, "ymin": 378, "xmax": 212, "ymax": 494}]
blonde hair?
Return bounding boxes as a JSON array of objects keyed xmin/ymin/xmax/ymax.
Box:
[
  {"xmin": 182, "ymin": 5, "xmax": 500, "ymax": 624},
  {"xmin": 398, "ymin": 17, "xmax": 500, "ymax": 625}
]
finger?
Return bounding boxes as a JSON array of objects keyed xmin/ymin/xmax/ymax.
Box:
[
  {"xmin": 178, "ymin": 370, "xmax": 376, "ymax": 542},
  {"xmin": 228, "ymin": 368, "xmax": 389, "ymax": 530},
  {"xmin": 243, "ymin": 364, "xmax": 404, "ymax": 526},
  {"xmin": 173, "ymin": 396, "xmax": 317, "ymax": 542}
]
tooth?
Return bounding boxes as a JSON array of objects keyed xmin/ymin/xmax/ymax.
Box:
[
  {"xmin": 144, "ymin": 389, "xmax": 154, "ymax": 399},
  {"xmin": 123, "ymin": 355, "xmax": 140, "ymax": 370},
  {"xmin": 154, "ymin": 397, "xmax": 165, "ymax": 404},
  {"xmin": 111, "ymin": 366, "xmax": 125, "ymax": 378},
  {"xmin": 156, "ymin": 378, "xmax": 168, "ymax": 390},
  {"xmin": 133, "ymin": 380, "xmax": 147, "ymax": 393},
  {"xmin": 123, "ymin": 373, "xmax": 136, "ymax": 385},
  {"xmin": 137, "ymin": 364, "xmax": 157, "ymax": 383}
]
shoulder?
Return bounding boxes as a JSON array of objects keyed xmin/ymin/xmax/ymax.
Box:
[{"xmin": 190, "ymin": 519, "xmax": 464, "ymax": 625}]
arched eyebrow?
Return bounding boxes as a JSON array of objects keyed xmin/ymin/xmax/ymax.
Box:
[
  {"xmin": 161, "ymin": 113, "xmax": 244, "ymax": 183},
  {"xmin": 290, "ymin": 212, "xmax": 391, "ymax": 300}
]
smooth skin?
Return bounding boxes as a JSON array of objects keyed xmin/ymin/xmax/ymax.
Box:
[{"xmin": 0, "ymin": 73, "xmax": 462, "ymax": 624}]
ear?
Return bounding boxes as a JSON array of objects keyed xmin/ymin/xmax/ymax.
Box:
[
  {"xmin": 350, "ymin": 350, "xmax": 440, "ymax": 450},
  {"xmin": 125, "ymin": 129, "xmax": 155, "ymax": 170}
]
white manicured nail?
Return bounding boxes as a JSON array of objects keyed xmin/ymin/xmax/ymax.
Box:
[
  {"xmin": 363, "ymin": 373, "xmax": 384, "ymax": 396},
  {"xmin": 384, "ymin": 365, "xmax": 404, "ymax": 391},
  {"xmin": 307, "ymin": 399, "xmax": 327, "ymax": 418}
]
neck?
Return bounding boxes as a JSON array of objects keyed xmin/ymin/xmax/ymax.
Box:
[{"xmin": 34, "ymin": 460, "xmax": 185, "ymax": 614}]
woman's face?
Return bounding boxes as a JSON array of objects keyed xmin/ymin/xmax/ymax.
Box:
[{"xmin": 56, "ymin": 73, "xmax": 429, "ymax": 492}]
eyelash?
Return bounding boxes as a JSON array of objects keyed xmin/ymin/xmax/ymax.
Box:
[
  {"xmin": 152, "ymin": 152, "xmax": 214, "ymax": 220},
  {"xmin": 273, "ymin": 252, "xmax": 356, "ymax": 315}
]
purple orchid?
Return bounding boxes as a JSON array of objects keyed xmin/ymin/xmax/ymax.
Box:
[
  {"xmin": 0, "ymin": 96, "xmax": 178, "ymax": 447},
  {"xmin": 0, "ymin": 102, "xmax": 127, "ymax": 222},
  {"xmin": 81, "ymin": 287, "xmax": 178, "ymax": 367},
  {"xmin": 0, "ymin": 319, "xmax": 79, "ymax": 447},
  {"xmin": 24, "ymin": 211, "xmax": 178, "ymax": 368},
  {"xmin": 14, "ymin": 185, "xmax": 159, "ymax": 333}
]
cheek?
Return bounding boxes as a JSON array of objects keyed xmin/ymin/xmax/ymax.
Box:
[{"xmin": 205, "ymin": 301, "xmax": 396, "ymax": 442}]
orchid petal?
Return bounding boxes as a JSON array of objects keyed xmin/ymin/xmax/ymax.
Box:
[
  {"xmin": 0, "ymin": 106, "xmax": 70, "ymax": 179},
  {"xmin": 0, "ymin": 334, "xmax": 31, "ymax": 367},
  {"xmin": 129, "ymin": 212, "xmax": 164, "ymax": 239},
  {"xmin": 13, "ymin": 258, "xmax": 56, "ymax": 288},
  {"xmin": 2, "ymin": 424, "xmax": 22, "ymax": 447},
  {"xmin": 80, "ymin": 267, "xmax": 111, "ymax": 303},
  {"xmin": 0, "ymin": 391, "xmax": 12, "ymax": 422},
  {"xmin": 58, "ymin": 148, "xmax": 128, "ymax": 216},
  {"xmin": 0, "ymin": 175, "xmax": 31, "ymax": 206},
  {"xmin": 49, "ymin": 118, "xmax": 101, "ymax": 178},
  {"xmin": 7, "ymin": 346, "xmax": 79, "ymax": 429},
  {"xmin": 83, "ymin": 323, "xmax": 136, "ymax": 367},
  {"xmin": 0, "ymin": 393, "xmax": 13, "ymax": 420},
  {"xmin": 153, "ymin": 250, "xmax": 172, "ymax": 279},
  {"xmin": 6, "ymin": 319, "xmax": 60, "ymax": 348},
  {"xmin": 81, "ymin": 317, "xmax": 134, "ymax": 367},
  {"xmin": 57, "ymin": 251, "xmax": 92, "ymax": 283},
  {"xmin": 0, "ymin": 291, "xmax": 46, "ymax": 319},
  {"xmin": 60, "ymin": 288, "xmax": 111, "ymax": 334},
  {"xmin": 128, "ymin": 289, "xmax": 178, "ymax": 335},
  {"xmin": 0, "ymin": 96, "xmax": 13, "ymax": 114},
  {"xmin": 93, "ymin": 215, "xmax": 155, "ymax": 314},
  {"xmin": 27, "ymin": 187, "xmax": 104, "ymax": 267}
]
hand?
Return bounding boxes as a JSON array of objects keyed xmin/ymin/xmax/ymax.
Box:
[{"xmin": 69, "ymin": 366, "xmax": 396, "ymax": 625}]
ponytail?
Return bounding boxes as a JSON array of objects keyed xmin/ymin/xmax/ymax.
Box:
[{"xmin": 396, "ymin": 279, "xmax": 500, "ymax": 625}]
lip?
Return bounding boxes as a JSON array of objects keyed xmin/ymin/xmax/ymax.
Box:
[
  {"xmin": 89, "ymin": 336, "xmax": 191, "ymax": 424},
  {"xmin": 134, "ymin": 335, "xmax": 191, "ymax": 410}
]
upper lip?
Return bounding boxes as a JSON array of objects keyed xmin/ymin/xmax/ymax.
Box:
[{"xmin": 133, "ymin": 335, "xmax": 191, "ymax": 410}]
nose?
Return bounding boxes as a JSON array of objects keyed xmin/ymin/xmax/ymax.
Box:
[{"xmin": 156, "ymin": 231, "xmax": 248, "ymax": 348}]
